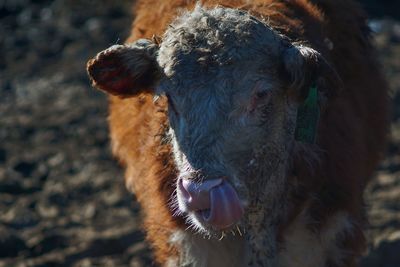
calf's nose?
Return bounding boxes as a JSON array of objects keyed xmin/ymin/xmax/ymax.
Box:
[
  {"xmin": 178, "ymin": 177, "xmax": 244, "ymax": 229},
  {"xmin": 178, "ymin": 178, "xmax": 223, "ymax": 211}
]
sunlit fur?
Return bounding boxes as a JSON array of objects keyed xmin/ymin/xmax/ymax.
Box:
[{"xmin": 90, "ymin": 0, "xmax": 389, "ymax": 266}]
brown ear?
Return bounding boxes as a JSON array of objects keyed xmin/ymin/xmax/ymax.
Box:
[
  {"xmin": 282, "ymin": 44, "xmax": 343, "ymax": 101},
  {"xmin": 86, "ymin": 39, "xmax": 161, "ymax": 97}
]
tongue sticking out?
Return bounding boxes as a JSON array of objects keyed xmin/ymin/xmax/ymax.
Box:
[
  {"xmin": 179, "ymin": 178, "xmax": 244, "ymax": 230},
  {"xmin": 200, "ymin": 181, "xmax": 244, "ymax": 229}
]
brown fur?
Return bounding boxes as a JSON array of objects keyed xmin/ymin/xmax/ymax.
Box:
[{"xmin": 99, "ymin": 0, "xmax": 388, "ymax": 265}]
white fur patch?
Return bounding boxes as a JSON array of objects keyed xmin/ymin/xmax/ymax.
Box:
[
  {"xmin": 279, "ymin": 210, "xmax": 352, "ymax": 267},
  {"xmin": 169, "ymin": 230, "xmax": 245, "ymax": 267}
]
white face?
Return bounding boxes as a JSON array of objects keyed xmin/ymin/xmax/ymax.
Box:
[
  {"xmin": 156, "ymin": 7, "xmax": 300, "ymax": 235},
  {"xmin": 162, "ymin": 70, "xmax": 297, "ymax": 234}
]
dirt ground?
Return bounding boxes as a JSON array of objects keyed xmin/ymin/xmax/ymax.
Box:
[{"xmin": 0, "ymin": 1, "xmax": 399, "ymax": 266}]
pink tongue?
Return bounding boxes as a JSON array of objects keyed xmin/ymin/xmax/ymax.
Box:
[
  {"xmin": 179, "ymin": 178, "xmax": 244, "ymax": 230},
  {"xmin": 200, "ymin": 181, "xmax": 244, "ymax": 229}
]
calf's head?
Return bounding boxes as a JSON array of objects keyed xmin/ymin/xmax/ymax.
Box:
[{"xmin": 87, "ymin": 6, "xmax": 340, "ymax": 236}]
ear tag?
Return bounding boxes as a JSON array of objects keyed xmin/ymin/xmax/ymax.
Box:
[{"xmin": 294, "ymin": 85, "xmax": 320, "ymax": 144}]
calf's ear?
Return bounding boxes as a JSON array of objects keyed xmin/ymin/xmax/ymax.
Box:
[
  {"xmin": 282, "ymin": 44, "xmax": 343, "ymax": 102},
  {"xmin": 86, "ymin": 39, "xmax": 161, "ymax": 97}
]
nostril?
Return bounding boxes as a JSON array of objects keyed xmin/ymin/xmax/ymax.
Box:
[{"xmin": 178, "ymin": 178, "xmax": 223, "ymax": 211}]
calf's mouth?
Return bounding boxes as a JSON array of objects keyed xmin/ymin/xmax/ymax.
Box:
[{"xmin": 177, "ymin": 177, "xmax": 244, "ymax": 231}]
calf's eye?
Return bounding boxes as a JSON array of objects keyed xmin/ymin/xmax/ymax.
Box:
[
  {"xmin": 248, "ymin": 89, "xmax": 272, "ymax": 114},
  {"xmin": 255, "ymin": 90, "xmax": 270, "ymax": 99}
]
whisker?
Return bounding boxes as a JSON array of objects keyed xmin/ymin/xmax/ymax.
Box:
[
  {"xmin": 218, "ymin": 231, "xmax": 226, "ymax": 241},
  {"xmin": 236, "ymin": 225, "xmax": 243, "ymax": 236}
]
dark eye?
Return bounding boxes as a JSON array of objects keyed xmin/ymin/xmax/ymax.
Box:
[
  {"xmin": 166, "ymin": 94, "xmax": 179, "ymax": 116},
  {"xmin": 248, "ymin": 89, "xmax": 272, "ymax": 113},
  {"xmin": 255, "ymin": 90, "xmax": 270, "ymax": 99}
]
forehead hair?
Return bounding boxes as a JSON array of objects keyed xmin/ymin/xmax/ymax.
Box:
[{"xmin": 157, "ymin": 5, "xmax": 287, "ymax": 78}]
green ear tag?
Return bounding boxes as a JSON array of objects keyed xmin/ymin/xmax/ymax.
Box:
[{"xmin": 294, "ymin": 86, "xmax": 320, "ymax": 144}]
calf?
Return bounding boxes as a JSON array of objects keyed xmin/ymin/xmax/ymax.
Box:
[{"xmin": 87, "ymin": 0, "xmax": 388, "ymax": 266}]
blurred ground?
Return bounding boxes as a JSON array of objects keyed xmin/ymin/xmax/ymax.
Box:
[{"xmin": 0, "ymin": 1, "xmax": 399, "ymax": 266}]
